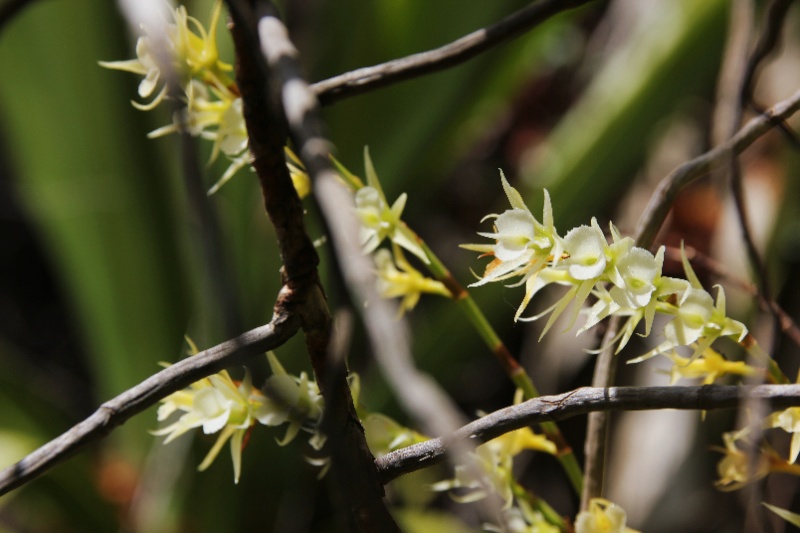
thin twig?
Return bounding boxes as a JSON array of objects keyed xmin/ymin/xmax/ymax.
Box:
[
  {"xmin": 378, "ymin": 384, "xmax": 800, "ymax": 483},
  {"xmin": 726, "ymin": 0, "xmax": 794, "ymax": 317},
  {"xmin": 713, "ymin": 4, "xmax": 765, "ymax": 525},
  {"xmin": 310, "ymin": 0, "xmax": 598, "ymax": 105},
  {"xmin": 0, "ymin": 315, "xmax": 300, "ymax": 497},
  {"xmin": 739, "ymin": 0, "xmax": 795, "ymax": 104},
  {"xmin": 582, "ymin": 87, "xmax": 800, "ymax": 509},
  {"xmin": 580, "ymin": 315, "xmax": 620, "ymax": 510},
  {"xmin": 635, "ymin": 88, "xmax": 800, "ymax": 250}
]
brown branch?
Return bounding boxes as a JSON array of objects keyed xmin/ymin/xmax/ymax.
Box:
[
  {"xmin": 0, "ymin": 315, "xmax": 301, "ymax": 497},
  {"xmin": 635, "ymin": 87, "xmax": 800, "ymax": 250},
  {"xmin": 310, "ymin": 0, "xmax": 599, "ymax": 105},
  {"xmin": 740, "ymin": 0, "xmax": 795, "ymax": 105},
  {"xmin": 379, "ymin": 384, "xmax": 800, "ymax": 483},
  {"xmin": 246, "ymin": 1, "xmax": 514, "ymax": 526},
  {"xmin": 225, "ymin": 2, "xmax": 400, "ymax": 531}
]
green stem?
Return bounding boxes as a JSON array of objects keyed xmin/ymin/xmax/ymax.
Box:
[
  {"xmin": 511, "ymin": 480, "xmax": 566, "ymax": 531},
  {"xmin": 419, "ymin": 238, "xmax": 584, "ymax": 495},
  {"xmin": 742, "ymin": 335, "xmax": 789, "ymax": 384}
]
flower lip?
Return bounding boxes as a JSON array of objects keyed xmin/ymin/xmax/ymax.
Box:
[
  {"xmin": 483, "ymin": 208, "xmax": 537, "ymax": 262},
  {"xmin": 563, "ymin": 223, "xmax": 607, "ymax": 280}
]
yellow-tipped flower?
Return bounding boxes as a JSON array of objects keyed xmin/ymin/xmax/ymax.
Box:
[
  {"xmin": 373, "ymin": 245, "xmax": 450, "ymax": 316},
  {"xmin": 431, "ymin": 389, "xmax": 555, "ymax": 508},
  {"xmin": 154, "ymin": 347, "xmax": 325, "ymax": 484},
  {"xmin": 100, "ymin": 1, "xmax": 232, "ymax": 104},
  {"xmin": 152, "ymin": 368, "xmax": 261, "ymax": 484},
  {"xmin": 666, "ymin": 347, "xmax": 759, "ymax": 385},
  {"xmin": 712, "ymin": 429, "xmax": 770, "ymax": 491},
  {"xmin": 354, "ymin": 148, "xmax": 428, "ymax": 263}
]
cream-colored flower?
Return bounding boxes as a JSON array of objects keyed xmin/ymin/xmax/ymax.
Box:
[
  {"xmin": 431, "ymin": 390, "xmax": 555, "ymax": 507},
  {"xmin": 154, "ymin": 347, "xmax": 325, "ymax": 483},
  {"xmin": 713, "ymin": 429, "xmax": 769, "ymax": 491},
  {"xmin": 563, "ymin": 219, "xmax": 609, "ymax": 281},
  {"xmin": 575, "ymin": 498, "xmax": 638, "ymax": 533},
  {"xmin": 153, "ymin": 368, "xmax": 260, "ymax": 483},
  {"xmin": 463, "ymin": 173, "xmax": 561, "ymax": 321},
  {"xmin": 354, "ymin": 148, "xmax": 428, "ymax": 262}
]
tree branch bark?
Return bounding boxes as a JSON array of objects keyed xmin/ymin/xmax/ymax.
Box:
[
  {"xmin": 381, "ymin": 384, "xmax": 800, "ymax": 483},
  {"xmin": 310, "ymin": 0, "xmax": 599, "ymax": 105},
  {"xmin": 635, "ymin": 87, "xmax": 800, "ymax": 250},
  {"xmin": 0, "ymin": 315, "xmax": 300, "ymax": 497},
  {"xmin": 225, "ymin": 2, "xmax": 399, "ymax": 531}
]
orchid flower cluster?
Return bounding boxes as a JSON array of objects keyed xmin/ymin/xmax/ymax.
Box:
[
  {"xmin": 337, "ymin": 149, "xmax": 452, "ymax": 314},
  {"xmin": 430, "ymin": 390, "xmax": 561, "ymax": 531},
  {"xmin": 463, "ymin": 172, "xmax": 748, "ymax": 366},
  {"xmin": 711, "ymin": 367, "xmax": 800, "ymax": 503},
  {"xmin": 430, "ymin": 390, "xmax": 557, "ymax": 508},
  {"xmin": 365, "ymin": 389, "xmax": 636, "ymax": 533},
  {"xmin": 101, "ymin": 0, "xmax": 250, "ymax": 194},
  {"xmin": 712, "ymin": 424, "xmax": 800, "ymax": 492},
  {"xmin": 154, "ymin": 345, "xmax": 323, "ymax": 483}
]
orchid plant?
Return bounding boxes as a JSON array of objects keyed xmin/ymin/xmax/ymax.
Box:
[
  {"xmin": 101, "ymin": 0, "xmax": 249, "ymax": 194},
  {"xmin": 463, "ymin": 172, "xmax": 748, "ymax": 368},
  {"xmin": 100, "ymin": 1, "xmax": 800, "ymax": 530}
]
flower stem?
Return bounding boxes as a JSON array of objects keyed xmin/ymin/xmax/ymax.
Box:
[
  {"xmin": 419, "ymin": 238, "xmax": 584, "ymax": 495},
  {"xmin": 511, "ymin": 480, "xmax": 566, "ymax": 530},
  {"xmin": 741, "ymin": 334, "xmax": 789, "ymax": 384}
]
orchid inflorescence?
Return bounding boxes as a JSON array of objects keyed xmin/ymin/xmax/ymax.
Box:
[
  {"xmin": 154, "ymin": 344, "xmax": 324, "ymax": 483},
  {"xmin": 463, "ymin": 172, "xmax": 748, "ymax": 368},
  {"xmin": 100, "ymin": 0, "xmax": 250, "ymax": 194},
  {"xmin": 101, "ymin": 0, "xmax": 800, "ymax": 528}
]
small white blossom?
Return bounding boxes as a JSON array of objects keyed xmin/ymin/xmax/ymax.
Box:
[
  {"xmin": 563, "ymin": 219, "xmax": 608, "ymax": 281},
  {"xmin": 354, "ymin": 148, "xmax": 428, "ymax": 262},
  {"xmin": 153, "ymin": 368, "xmax": 259, "ymax": 483},
  {"xmin": 767, "ymin": 408, "xmax": 800, "ymax": 463}
]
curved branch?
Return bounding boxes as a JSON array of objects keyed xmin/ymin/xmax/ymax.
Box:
[
  {"xmin": 379, "ymin": 384, "xmax": 800, "ymax": 483},
  {"xmin": 310, "ymin": 0, "xmax": 598, "ymax": 105},
  {"xmin": 0, "ymin": 314, "xmax": 301, "ymax": 497},
  {"xmin": 635, "ymin": 87, "xmax": 800, "ymax": 249}
]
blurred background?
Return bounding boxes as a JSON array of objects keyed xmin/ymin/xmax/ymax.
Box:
[{"xmin": 1, "ymin": 0, "xmax": 800, "ymax": 531}]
